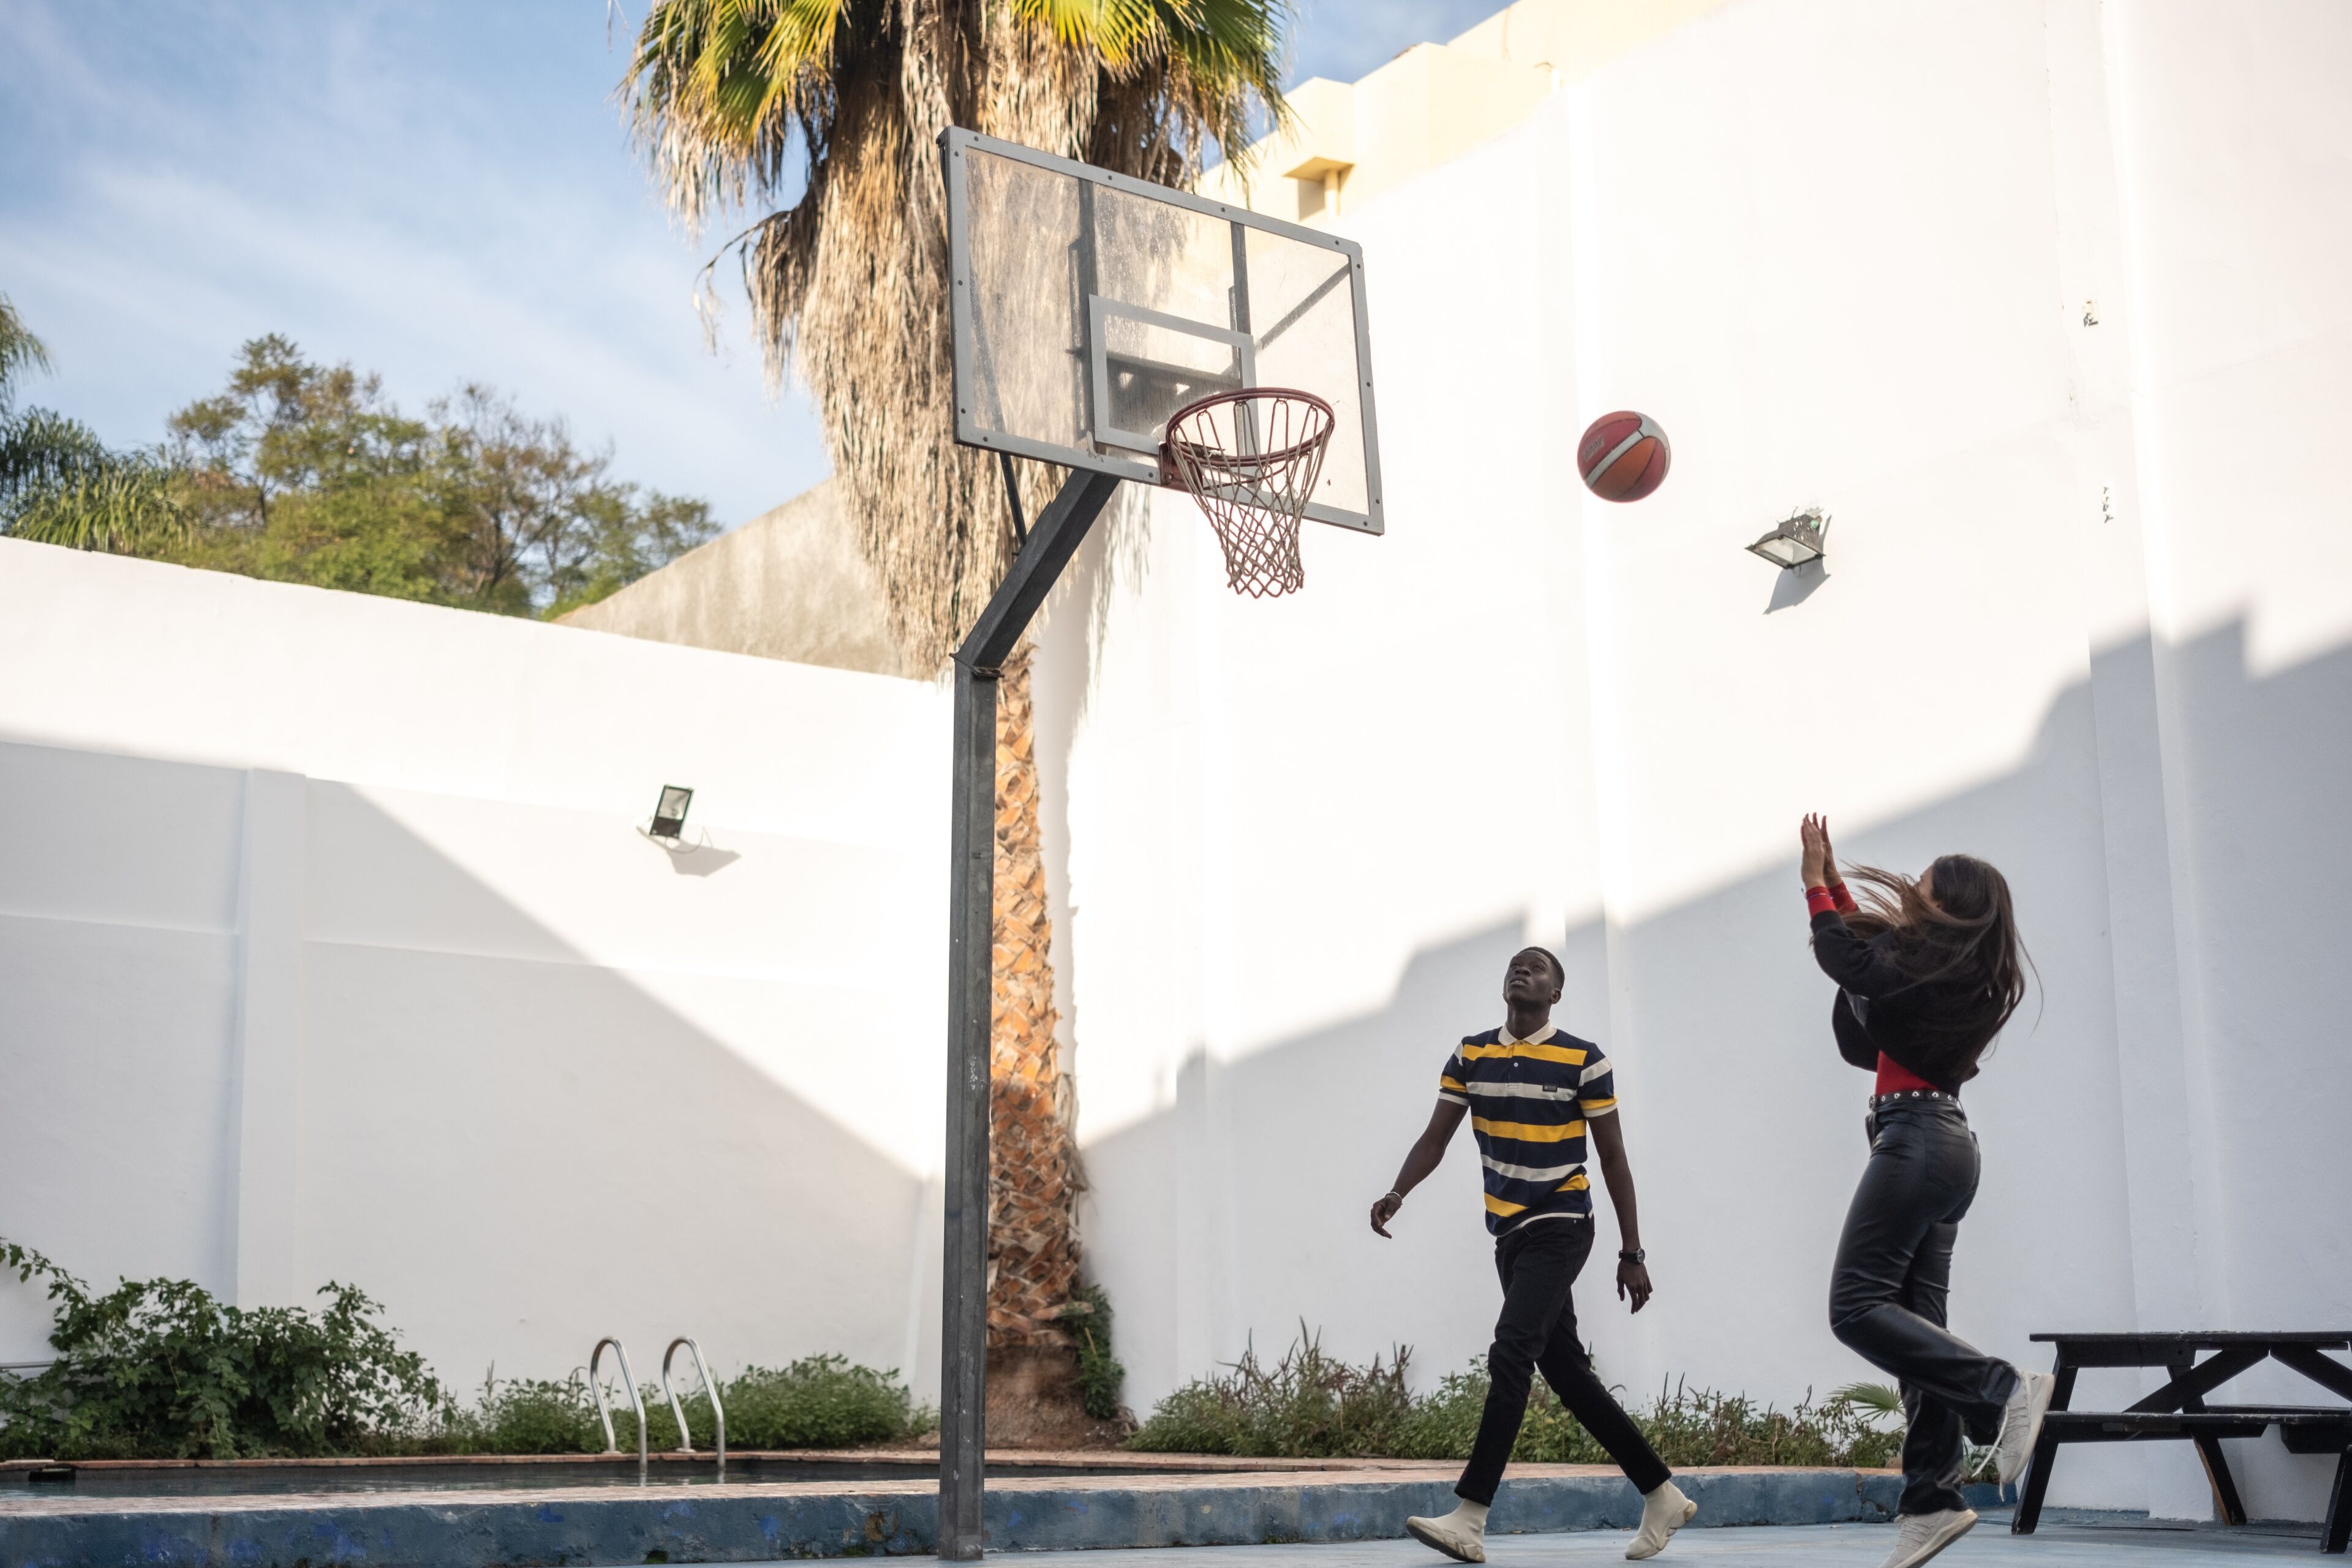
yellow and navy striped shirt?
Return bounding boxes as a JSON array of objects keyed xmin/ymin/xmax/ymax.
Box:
[{"xmin": 1438, "ymin": 1022, "xmax": 1619, "ymax": 1235}]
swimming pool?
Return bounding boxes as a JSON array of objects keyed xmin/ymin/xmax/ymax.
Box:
[{"xmin": 0, "ymin": 1449, "xmax": 1294, "ymax": 1499}]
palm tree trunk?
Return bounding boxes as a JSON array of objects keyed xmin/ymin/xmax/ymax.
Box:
[{"xmin": 986, "ymin": 646, "xmax": 1079, "ymax": 1346}]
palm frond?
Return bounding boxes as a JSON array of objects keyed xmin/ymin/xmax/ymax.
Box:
[
  {"xmin": 1009, "ymin": 0, "xmax": 1163, "ymax": 65},
  {"xmin": 0, "ymin": 293, "xmax": 55, "ymax": 414},
  {"xmin": 1826, "ymin": 1381, "xmax": 1904, "ymax": 1428},
  {"xmin": 622, "ymin": 0, "xmax": 1294, "ymax": 668},
  {"xmin": 6, "ymin": 454, "xmax": 190, "ymax": 556},
  {"xmin": 622, "ymin": 0, "xmax": 869, "ymax": 233},
  {"xmin": 1, "ymin": 408, "xmax": 110, "ymax": 504}
]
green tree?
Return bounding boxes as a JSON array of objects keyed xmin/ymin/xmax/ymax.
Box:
[
  {"xmin": 0, "ymin": 292, "xmax": 53, "ymax": 407},
  {"xmin": 0, "ymin": 293, "xmax": 190, "ymax": 555},
  {"xmin": 620, "ymin": 0, "xmax": 1292, "ymax": 666},
  {"xmin": 162, "ymin": 336, "xmax": 717, "ymax": 614},
  {"xmin": 620, "ymin": 0, "xmax": 1292, "ymax": 1354}
]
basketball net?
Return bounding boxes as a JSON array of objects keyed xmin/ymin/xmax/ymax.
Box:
[{"xmin": 1159, "ymin": 388, "xmax": 1335, "ymax": 599}]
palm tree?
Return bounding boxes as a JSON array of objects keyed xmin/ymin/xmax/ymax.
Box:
[
  {"xmin": 622, "ymin": 1, "xmax": 1291, "ymax": 1361},
  {"xmin": 1, "ymin": 293, "xmax": 189, "ymax": 556},
  {"xmin": 1, "ymin": 293, "xmax": 53, "ymax": 409}
]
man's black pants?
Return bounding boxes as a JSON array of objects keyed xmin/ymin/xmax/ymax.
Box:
[
  {"xmin": 1455, "ymin": 1216, "xmax": 1671, "ymax": 1506},
  {"xmin": 1828, "ymin": 1098, "xmax": 2020, "ymax": 1517}
]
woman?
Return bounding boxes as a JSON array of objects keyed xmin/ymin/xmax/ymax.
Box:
[{"xmin": 1800, "ymin": 813, "xmax": 2052, "ymax": 1568}]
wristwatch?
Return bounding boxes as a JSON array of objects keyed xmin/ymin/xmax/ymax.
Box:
[{"xmin": 1618, "ymin": 1248, "xmax": 1646, "ymax": 1265}]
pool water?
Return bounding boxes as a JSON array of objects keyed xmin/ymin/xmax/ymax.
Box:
[{"xmin": 0, "ymin": 1454, "xmax": 1182, "ymax": 1498}]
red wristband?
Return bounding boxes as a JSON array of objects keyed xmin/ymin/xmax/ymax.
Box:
[
  {"xmin": 1806, "ymin": 885, "xmax": 1839, "ymax": 916},
  {"xmin": 1829, "ymin": 879, "xmax": 1857, "ymax": 913}
]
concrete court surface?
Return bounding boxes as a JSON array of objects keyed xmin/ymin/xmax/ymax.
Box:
[{"xmin": 759, "ymin": 1523, "xmax": 2320, "ymax": 1567}]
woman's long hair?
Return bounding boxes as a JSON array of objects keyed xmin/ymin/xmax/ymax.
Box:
[{"xmin": 1841, "ymin": 854, "xmax": 2031, "ymax": 1072}]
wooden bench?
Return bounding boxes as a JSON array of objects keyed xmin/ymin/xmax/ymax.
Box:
[{"xmin": 2013, "ymin": 1331, "xmax": 2352, "ymax": 1554}]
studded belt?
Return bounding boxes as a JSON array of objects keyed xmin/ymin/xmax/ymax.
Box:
[{"xmin": 1869, "ymin": 1088, "xmax": 1962, "ymax": 1109}]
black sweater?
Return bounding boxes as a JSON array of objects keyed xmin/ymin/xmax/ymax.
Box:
[{"xmin": 1810, "ymin": 909, "xmax": 1994, "ymax": 1094}]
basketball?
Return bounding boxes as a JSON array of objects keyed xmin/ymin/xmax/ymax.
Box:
[{"xmin": 1578, "ymin": 411, "xmax": 1671, "ymax": 502}]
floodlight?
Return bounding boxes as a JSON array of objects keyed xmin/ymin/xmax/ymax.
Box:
[
  {"xmin": 649, "ymin": 786, "xmax": 693, "ymax": 841},
  {"xmin": 1747, "ymin": 509, "xmax": 1830, "ymax": 570}
]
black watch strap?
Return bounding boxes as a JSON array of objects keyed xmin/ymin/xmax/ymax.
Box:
[{"xmin": 1618, "ymin": 1248, "xmax": 1646, "ymax": 1265}]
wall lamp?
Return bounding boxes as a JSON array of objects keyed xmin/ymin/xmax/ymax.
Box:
[
  {"xmin": 649, "ymin": 785, "xmax": 694, "ymax": 841},
  {"xmin": 1746, "ymin": 508, "xmax": 1830, "ymax": 570}
]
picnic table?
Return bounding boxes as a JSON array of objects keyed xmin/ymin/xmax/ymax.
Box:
[{"xmin": 2013, "ymin": 1331, "xmax": 2352, "ymax": 1554}]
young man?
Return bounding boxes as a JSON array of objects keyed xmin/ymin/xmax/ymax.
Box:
[{"xmin": 1371, "ymin": 946, "xmax": 1695, "ymax": 1562}]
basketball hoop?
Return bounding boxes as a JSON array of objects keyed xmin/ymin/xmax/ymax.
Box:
[{"xmin": 1158, "ymin": 388, "xmax": 1336, "ymax": 599}]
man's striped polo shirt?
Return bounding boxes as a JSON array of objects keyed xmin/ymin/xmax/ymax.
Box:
[{"xmin": 1438, "ymin": 1022, "xmax": 1618, "ymax": 1235}]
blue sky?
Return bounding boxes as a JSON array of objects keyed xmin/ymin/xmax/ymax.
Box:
[{"xmin": 0, "ymin": 1, "xmax": 1498, "ymax": 529}]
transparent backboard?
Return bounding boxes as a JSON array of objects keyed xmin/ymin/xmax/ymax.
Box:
[{"xmin": 941, "ymin": 129, "xmax": 1383, "ymax": 534}]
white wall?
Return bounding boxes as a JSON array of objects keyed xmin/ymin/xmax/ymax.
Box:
[
  {"xmin": 0, "ymin": 540, "xmax": 949, "ymax": 1400},
  {"xmin": 1040, "ymin": 0, "xmax": 2352, "ymax": 1523}
]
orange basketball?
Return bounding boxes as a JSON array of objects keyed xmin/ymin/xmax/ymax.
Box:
[{"xmin": 1578, "ymin": 411, "xmax": 1671, "ymax": 502}]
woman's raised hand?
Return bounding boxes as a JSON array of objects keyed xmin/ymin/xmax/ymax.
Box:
[{"xmin": 1799, "ymin": 813, "xmax": 1831, "ymax": 888}]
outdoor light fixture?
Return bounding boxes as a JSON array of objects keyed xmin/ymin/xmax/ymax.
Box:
[
  {"xmin": 649, "ymin": 785, "xmax": 693, "ymax": 841},
  {"xmin": 1746, "ymin": 508, "xmax": 1830, "ymax": 570}
]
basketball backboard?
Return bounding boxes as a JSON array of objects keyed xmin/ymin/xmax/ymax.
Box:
[{"xmin": 941, "ymin": 128, "xmax": 1383, "ymax": 535}]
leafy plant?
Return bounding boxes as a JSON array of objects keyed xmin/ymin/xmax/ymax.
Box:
[
  {"xmin": 1828, "ymin": 1378, "xmax": 1996, "ymax": 1477},
  {"xmin": 1061, "ymin": 1283, "xmax": 1126, "ymax": 1422},
  {"xmin": 0, "ymin": 1238, "xmax": 932, "ymax": 1461},
  {"xmin": 1131, "ymin": 1330, "xmax": 1905, "ymax": 1470},
  {"xmin": 445, "ymin": 1356, "xmax": 930, "ymax": 1455},
  {"xmin": 431, "ymin": 1370, "xmax": 607, "ymax": 1456},
  {"xmin": 1128, "ymin": 1326, "xmax": 1420, "ymax": 1458},
  {"xmin": 0, "ymin": 1239, "xmax": 443, "ymax": 1460},
  {"xmin": 1829, "ymin": 1379, "xmax": 1905, "ymax": 1426}
]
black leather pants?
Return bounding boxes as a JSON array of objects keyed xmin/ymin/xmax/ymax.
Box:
[{"xmin": 1828, "ymin": 1098, "xmax": 2021, "ymax": 1517}]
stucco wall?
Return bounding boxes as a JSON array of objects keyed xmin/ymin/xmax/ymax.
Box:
[
  {"xmin": 0, "ymin": 539, "xmax": 948, "ymax": 1397},
  {"xmin": 559, "ymin": 478, "xmax": 918, "ymax": 678},
  {"xmin": 1038, "ymin": 0, "xmax": 2352, "ymax": 1523}
]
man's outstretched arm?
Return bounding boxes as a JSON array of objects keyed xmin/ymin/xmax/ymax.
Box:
[
  {"xmin": 1370, "ymin": 1099, "xmax": 1466, "ymax": 1237},
  {"xmin": 1587, "ymin": 1110, "xmax": 1653, "ymax": 1311}
]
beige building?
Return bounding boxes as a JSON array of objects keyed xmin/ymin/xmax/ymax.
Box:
[
  {"xmin": 558, "ymin": 479, "xmax": 915, "ymax": 678},
  {"xmin": 1200, "ymin": 0, "xmax": 1727, "ymax": 224}
]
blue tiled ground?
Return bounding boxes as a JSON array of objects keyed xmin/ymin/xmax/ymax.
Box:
[{"xmin": 957, "ymin": 1517, "xmax": 2324, "ymax": 1564}]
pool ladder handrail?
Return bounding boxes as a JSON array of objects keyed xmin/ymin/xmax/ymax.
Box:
[
  {"xmin": 589, "ymin": 1336, "xmax": 647, "ymax": 1478},
  {"xmin": 661, "ymin": 1336, "xmax": 726, "ymax": 1477}
]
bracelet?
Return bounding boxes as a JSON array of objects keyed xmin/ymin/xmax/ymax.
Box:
[{"xmin": 1382, "ymin": 1190, "xmax": 1404, "ymax": 1203}]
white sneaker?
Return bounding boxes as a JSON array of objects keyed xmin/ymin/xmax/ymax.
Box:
[
  {"xmin": 1624, "ymin": 1479, "xmax": 1696, "ymax": 1560},
  {"xmin": 1875, "ymin": 1507, "xmax": 1977, "ymax": 1568},
  {"xmin": 1992, "ymin": 1370, "xmax": 2056, "ymax": 1486},
  {"xmin": 1405, "ymin": 1501, "xmax": 1488, "ymax": 1564}
]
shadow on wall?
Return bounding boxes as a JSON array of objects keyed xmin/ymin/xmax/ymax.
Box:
[
  {"xmin": 1764, "ymin": 560, "xmax": 1830, "ymax": 613},
  {"xmin": 1076, "ymin": 616, "xmax": 2352, "ymax": 1520},
  {"xmin": 638, "ymin": 827, "xmax": 745, "ymax": 877},
  {"xmin": 0, "ymin": 754, "xmax": 932, "ymax": 1393}
]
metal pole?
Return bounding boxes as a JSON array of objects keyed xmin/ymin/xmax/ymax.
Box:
[
  {"xmin": 937, "ymin": 468, "xmax": 1123, "ymax": 1561},
  {"xmin": 937, "ymin": 655, "xmax": 996, "ymax": 1559}
]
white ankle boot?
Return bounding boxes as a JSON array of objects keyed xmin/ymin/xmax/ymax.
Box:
[
  {"xmin": 1625, "ymin": 1479, "xmax": 1697, "ymax": 1559},
  {"xmin": 1405, "ymin": 1499, "xmax": 1489, "ymax": 1563}
]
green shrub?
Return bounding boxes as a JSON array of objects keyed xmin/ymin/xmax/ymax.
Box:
[
  {"xmin": 1061, "ymin": 1283, "xmax": 1126, "ymax": 1421},
  {"xmin": 590, "ymin": 1356, "xmax": 929, "ymax": 1452},
  {"xmin": 0, "ymin": 1240, "xmax": 442, "ymax": 1460},
  {"xmin": 714, "ymin": 1355, "xmax": 926, "ymax": 1449},
  {"xmin": 1128, "ymin": 1327, "xmax": 1419, "ymax": 1458},
  {"xmin": 1, "ymin": 1237, "xmax": 931, "ymax": 1460},
  {"xmin": 1131, "ymin": 1330, "xmax": 1908, "ymax": 1470},
  {"xmin": 433, "ymin": 1372, "xmax": 606, "ymax": 1455}
]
